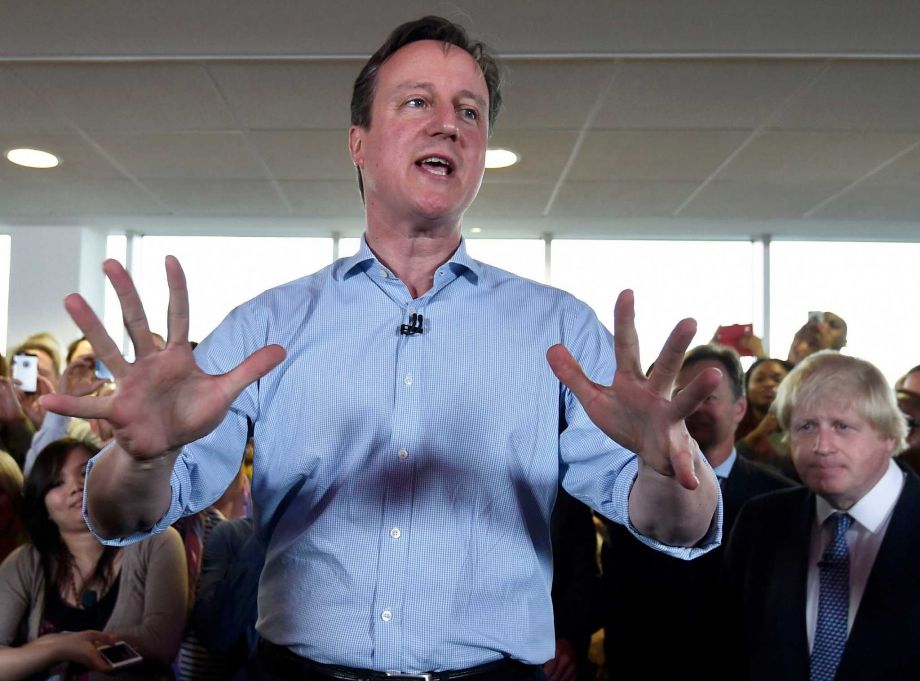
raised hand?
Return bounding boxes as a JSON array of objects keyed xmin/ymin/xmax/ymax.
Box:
[
  {"xmin": 42, "ymin": 256, "xmax": 286, "ymax": 460},
  {"xmin": 546, "ymin": 290, "xmax": 721, "ymax": 491}
]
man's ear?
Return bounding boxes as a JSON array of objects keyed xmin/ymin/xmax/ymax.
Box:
[
  {"xmin": 733, "ymin": 396, "xmax": 748, "ymax": 425},
  {"xmin": 348, "ymin": 126, "xmax": 364, "ymax": 168}
]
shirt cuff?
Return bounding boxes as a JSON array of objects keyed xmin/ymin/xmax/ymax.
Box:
[
  {"xmin": 82, "ymin": 443, "xmax": 186, "ymax": 546},
  {"xmin": 615, "ymin": 455, "xmax": 724, "ymax": 561}
]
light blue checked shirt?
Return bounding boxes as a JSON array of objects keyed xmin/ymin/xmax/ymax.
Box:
[{"xmin": 87, "ymin": 237, "xmax": 721, "ymax": 670}]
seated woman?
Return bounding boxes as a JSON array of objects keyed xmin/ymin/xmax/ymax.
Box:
[
  {"xmin": 0, "ymin": 439, "xmax": 188, "ymax": 680},
  {"xmin": 735, "ymin": 358, "xmax": 799, "ymax": 480}
]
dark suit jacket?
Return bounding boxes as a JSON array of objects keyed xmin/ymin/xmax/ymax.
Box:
[
  {"xmin": 725, "ymin": 466, "xmax": 920, "ymax": 680},
  {"xmin": 602, "ymin": 455, "xmax": 793, "ymax": 680}
]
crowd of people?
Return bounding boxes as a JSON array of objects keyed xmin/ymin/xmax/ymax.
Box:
[
  {"xmin": 2, "ymin": 14, "xmax": 919, "ymax": 681},
  {"xmin": 1, "ymin": 308, "xmax": 917, "ymax": 680}
]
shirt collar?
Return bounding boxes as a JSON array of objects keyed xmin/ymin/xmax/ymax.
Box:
[
  {"xmin": 711, "ymin": 449, "xmax": 737, "ymax": 479},
  {"xmin": 340, "ymin": 234, "xmax": 480, "ymax": 284},
  {"xmin": 815, "ymin": 457, "xmax": 905, "ymax": 533}
]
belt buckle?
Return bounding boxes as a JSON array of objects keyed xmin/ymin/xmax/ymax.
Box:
[{"xmin": 384, "ymin": 673, "xmax": 433, "ymax": 681}]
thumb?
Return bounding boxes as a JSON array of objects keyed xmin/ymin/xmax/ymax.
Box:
[
  {"xmin": 546, "ymin": 344, "xmax": 600, "ymax": 408},
  {"xmin": 220, "ymin": 344, "xmax": 287, "ymax": 397}
]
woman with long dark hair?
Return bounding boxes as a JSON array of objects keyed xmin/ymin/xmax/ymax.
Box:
[{"xmin": 0, "ymin": 439, "xmax": 187, "ymax": 680}]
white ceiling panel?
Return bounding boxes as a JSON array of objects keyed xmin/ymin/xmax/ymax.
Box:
[
  {"xmin": 810, "ymin": 185, "xmax": 920, "ymax": 221},
  {"xmin": 595, "ymin": 61, "xmax": 825, "ymax": 130},
  {"xmin": 142, "ymin": 179, "xmax": 289, "ymax": 215},
  {"xmin": 0, "ymin": 2, "xmax": 919, "ymax": 238},
  {"xmin": 773, "ymin": 61, "xmax": 920, "ymax": 132},
  {"xmin": 208, "ymin": 62, "xmax": 360, "ymax": 130},
  {"xmin": 681, "ymin": 180, "xmax": 848, "ymax": 219},
  {"xmin": 14, "ymin": 64, "xmax": 238, "ymax": 133},
  {"xmin": 93, "ymin": 132, "xmax": 268, "ymax": 179},
  {"xmin": 465, "ymin": 182, "xmax": 555, "ymax": 221},
  {"xmin": 483, "ymin": 129, "xmax": 579, "ymax": 182},
  {"xmin": 0, "ymin": 176, "xmax": 167, "ymax": 216},
  {"xmin": 249, "ymin": 130, "xmax": 354, "ymax": 180},
  {"xmin": 550, "ymin": 181, "xmax": 698, "ymax": 218},
  {"xmin": 568, "ymin": 130, "xmax": 751, "ymax": 181},
  {"xmin": 0, "ymin": 133, "xmax": 125, "ymax": 180},
  {"xmin": 0, "ymin": 67, "xmax": 71, "ymax": 133},
  {"xmin": 279, "ymin": 180, "xmax": 366, "ymax": 219},
  {"xmin": 497, "ymin": 61, "xmax": 614, "ymax": 130},
  {"xmin": 719, "ymin": 131, "xmax": 920, "ymax": 183}
]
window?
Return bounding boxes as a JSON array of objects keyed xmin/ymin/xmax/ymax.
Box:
[
  {"xmin": 128, "ymin": 236, "xmax": 334, "ymax": 345},
  {"xmin": 770, "ymin": 241, "xmax": 920, "ymax": 383},
  {"xmin": 552, "ymin": 240, "xmax": 758, "ymax": 371}
]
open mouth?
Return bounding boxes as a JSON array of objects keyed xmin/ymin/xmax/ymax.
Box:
[{"xmin": 416, "ymin": 156, "xmax": 454, "ymax": 176}]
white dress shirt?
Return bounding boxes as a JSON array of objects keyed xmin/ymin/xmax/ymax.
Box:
[{"xmin": 806, "ymin": 458, "xmax": 905, "ymax": 651}]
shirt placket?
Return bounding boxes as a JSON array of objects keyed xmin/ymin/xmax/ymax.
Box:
[{"xmin": 370, "ymin": 268, "xmax": 445, "ymax": 670}]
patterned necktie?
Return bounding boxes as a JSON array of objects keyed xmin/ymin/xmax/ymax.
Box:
[{"xmin": 810, "ymin": 512, "xmax": 854, "ymax": 681}]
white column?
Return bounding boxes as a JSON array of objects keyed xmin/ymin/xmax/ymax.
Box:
[{"xmin": 5, "ymin": 225, "xmax": 108, "ymax": 359}]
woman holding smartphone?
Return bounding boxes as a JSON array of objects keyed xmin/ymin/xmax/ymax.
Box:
[{"xmin": 0, "ymin": 439, "xmax": 187, "ymax": 680}]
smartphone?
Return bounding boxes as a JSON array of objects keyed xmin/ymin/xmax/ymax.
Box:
[
  {"xmin": 11, "ymin": 353, "xmax": 39, "ymax": 393},
  {"xmin": 715, "ymin": 323, "xmax": 754, "ymax": 356},
  {"xmin": 98, "ymin": 641, "xmax": 143, "ymax": 669},
  {"xmin": 94, "ymin": 357, "xmax": 114, "ymax": 381}
]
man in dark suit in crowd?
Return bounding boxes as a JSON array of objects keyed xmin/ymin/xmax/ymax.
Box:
[
  {"xmin": 727, "ymin": 351, "xmax": 920, "ymax": 680},
  {"xmin": 602, "ymin": 344, "xmax": 793, "ymax": 680}
]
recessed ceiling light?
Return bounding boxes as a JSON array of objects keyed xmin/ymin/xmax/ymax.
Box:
[
  {"xmin": 6, "ymin": 147, "xmax": 60, "ymax": 169},
  {"xmin": 471, "ymin": 227, "xmax": 482, "ymax": 233},
  {"xmin": 485, "ymin": 148, "xmax": 518, "ymax": 169}
]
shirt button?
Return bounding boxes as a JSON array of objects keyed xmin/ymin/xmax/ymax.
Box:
[
  {"xmin": 390, "ymin": 527, "xmax": 401, "ymax": 539},
  {"xmin": 397, "ymin": 448, "xmax": 409, "ymax": 461},
  {"xmin": 381, "ymin": 609, "xmax": 392, "ymax": 622},
  {"xmin": 404, "ymin": 374, "xmax": 413, "ymax": 386}
]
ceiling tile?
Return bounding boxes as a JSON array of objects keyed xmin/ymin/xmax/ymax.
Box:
[
  {"xmin": 485, "ymin": 129, "xmax": 579, "ymax": 182},
  {"xmin": 0, "ymin": 67, "xmax": 72, "ymax": 133},
  {"xmin": 142, "ymin": 179, "xmax": 289, "ymax": 215},
  {"xmin": 208, "ymin": 62, "xmax": 359, "ymax": 130},
  {"xmin": 0, "ymin": 176, "xmax": 166, "ymax": 216},
  {"xmin": 0, "ymin": 133, "xmax": 126, "ymax": 179},
  {"xmin": 720, "ymin": 131, "xmax": 920, "ymax": 183},
  {"xmin": 465, "ymin": 182, "xmax": 555, "ymax": 220},
  {"xmin": 92, "ymin": 132, "xmax": 267, "ymax": 179},
  {"xmin": 773, "ymin": 61, "xmax": 920, "ymax": 131},
  {"xmin": 568, "ymin": 130, "xmax": 750, "ymax": 181},
  {"xmin": 680, "ymin": 180, "xmax": 847, "ymax": 219},
  {"xmin": 498, "ymin": 61, "xmax": 615, "ymax": 130},
  {"xmin": 594, "ymin": 61, "xmax": 824, "ymax": 130},
  {"xmin": 249, "ymin": 130, "xmax": 354, "ymax": 180},
  {"xmin": 809, "ymin": 185, "xmax": 920, "ymax": 221},
  {"xmin": 279, "ymin": 180, "xmax": 365, "ymax": 218},
  {"xmin": 550, "ymin": 180, "xmax": 698, "ymax": 218},
  {"xmin": 15, "ymin": 63, "xmax": 238, "ymax": 133}
]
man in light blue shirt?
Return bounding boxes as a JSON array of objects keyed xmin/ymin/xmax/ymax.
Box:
[{"xmin": 48, "ymin": 15, "xmax": 722, "ymax": 678}]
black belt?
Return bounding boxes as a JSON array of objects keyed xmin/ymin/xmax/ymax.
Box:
[{"xmin": 254, "ymin": 640, "xmax": 538, "ymax": 681}]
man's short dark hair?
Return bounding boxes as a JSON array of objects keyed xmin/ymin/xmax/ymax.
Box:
[
  {"xmin": 682, "ymin": 344, "xmax": 744, "ymax": 400},
  {"xmin": 350, "ymin": 15, "xmax": 504, "ymax": 199}
]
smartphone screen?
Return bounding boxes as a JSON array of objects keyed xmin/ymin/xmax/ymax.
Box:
[
  {"xmin": 98, "ymin": 641, "xmax": 143, "ymax": 668},
  {"xmin": 95, "ymin": 357, "xmax": 114, "ymax": 381},
  {"xmin": 11, "ymin": 353, "xmax": 39, "ymax": 393}
]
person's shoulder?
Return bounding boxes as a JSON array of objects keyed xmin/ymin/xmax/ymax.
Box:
[
  {"xmin": 733, "ymin": 456, "xmax": 798, "ymax": 492},
  {"xmin": 0, "ymin": 543, "xmax": 39, "ymax": 573},
  {"xmin": 124, "ymin": 526, "xmax": 183, "ymax": 561},
  {"xmin": 736, "ymin": 485, "xmax": 809, "ymax": 527}
]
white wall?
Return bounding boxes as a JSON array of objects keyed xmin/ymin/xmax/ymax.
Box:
[{"xmin": 5, "ymin": 225, "xmax": 108, "ymax": 357}]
